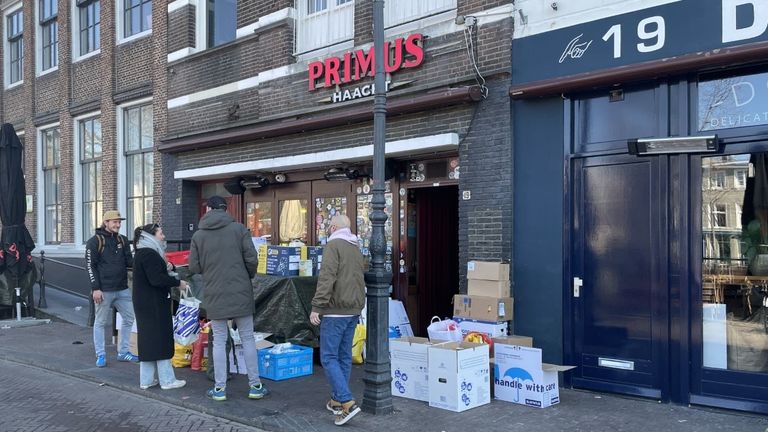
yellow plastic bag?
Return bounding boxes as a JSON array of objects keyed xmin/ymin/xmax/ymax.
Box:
[
  {"xmin": 352, "ymin": 324, "xmax": 366, "ymax": 364},
  {"xmin": 171, "ymin": 343, "xmax": 193, "ymax": 368}
]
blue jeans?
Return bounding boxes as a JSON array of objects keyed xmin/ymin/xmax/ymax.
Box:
[
  {"xmin": 93, "ymin": 289, "xmax": 135, "ymax": 357},
  {"xmin": 320, "ymin": 315, "xmax": 358, "ymax": 403},
  {"xmin": 140, "ymin": 360, "xmax": 177, "ymax": 387}
]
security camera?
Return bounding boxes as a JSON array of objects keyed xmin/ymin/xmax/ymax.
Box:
[{"xmin": 275, "ymin": 173, "xmax": 287, "ymax": 183}]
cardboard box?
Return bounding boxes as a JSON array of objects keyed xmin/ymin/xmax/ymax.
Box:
[
  {"xmin": 257, "ymin": 245, "xmax": 303, "ymax": 276},
  {"xmin": 230, "ymin": 332, "xmax": 275, "ymax": 374},
  {"xmin": 453, "ymin": 317, "xmax": 509, "ymax": 339},
  {"xmin": 493, "ymin": 337, "xmax": 574, "ymax": 408},
  {"xmin": 390, "ymin": 337, "xmax": 444, "ymax": 402},
  {"xmin": 468, "ymin": 279, "xmax": 511, "ymax": 297},
  {"xmin": 428, "ymin": 342, "xmax": 491, "ymax": 412},
  {"xmin": 307, "ymin": 246, "xmax": 323, "ymax": 273},
  {"xmin": 453, "ymin": 295, "xmax": 513, "ymax": 322},
  {"xmin": 467, "ymin": 261, "xmax": 509, "ymax": 281},
  {"xmin": 388, "ymin": 299, "xmax": 414, "ymax": 338}
]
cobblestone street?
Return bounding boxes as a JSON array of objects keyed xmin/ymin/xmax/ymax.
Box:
[{"xmin": 0, "ymin": 358, "xmax": 263, "ymax": 432}]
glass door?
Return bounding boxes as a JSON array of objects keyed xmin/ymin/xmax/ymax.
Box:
[{"xmin": 695, "ymin": 152, "xmax": 768, "ymax": 412}]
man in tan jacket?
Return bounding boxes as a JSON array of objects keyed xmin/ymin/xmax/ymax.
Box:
[{"xmin": 310, "ymin": 214, "xmax": 366, "ymax": 426}]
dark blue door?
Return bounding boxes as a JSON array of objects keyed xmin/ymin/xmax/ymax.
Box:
[{"xmin": 571, "ymin": 155, "xmax": 669, "ymax": 399}]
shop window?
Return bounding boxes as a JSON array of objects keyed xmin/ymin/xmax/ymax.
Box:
[
  {"xmin": 80, "ymin": 116, "xmax": 103, "ymax": 240},
  {"xmin": 383, "ymin": 0, "xmax": 456, "ymax": 28},
  {"xmin": 701, "ymin": 153, "xmax": 768, "ymax": 373},
  {"xmin": 296, "ymin": 0, "xmax": 354, "ymax": 54},
  {"xmin": 207, "ymin": 0, "xmax": 236, "ymax": 48},
  {"xmin": 246, "ymin": 202, "xmax": 272, "ymax": 239},
  {"xmin": 124, "ymin": 104, "xmax": 154, "ymax": 238},
  {"xmin": 77, "ymin": 0, "xmax": 100, "ymax": 57},
  {"xmin": 356, "ymin": 181, "xmax": 394, "ymax": 271},
  {"xmin": 5, "ymin": 7, "xmax": 23, "ymax": 86},
  {"xmin": 39, "ymin": 0, "xmax": 58, "ymax": 73},
  {"xmin": 315, "ymin": 197, "xmax": 347, "ymax": 244},
  {"xmin": 41, "ymin": 127, "xmax": 61, "ymax": 244},
  {"xmin": 699, "ymin": 71, "xmax": 768, "ymax": 132},
  {"xmin": 279, "ymin": 199, "xmax": 308, "ymax": 243}
]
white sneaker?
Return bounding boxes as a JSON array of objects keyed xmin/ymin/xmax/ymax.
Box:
[
  {"xmin": 140, "ymin": 379, "xmax": 159, "ymax": 390},
  {"xmin": 160, "ymin": 379, "xmax": 186, "ymax": 390}
]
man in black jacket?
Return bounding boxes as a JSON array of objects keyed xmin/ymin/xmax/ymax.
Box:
[{"xmin": 85, "ymin": 210, "xmax": 138, "ymax": 368}]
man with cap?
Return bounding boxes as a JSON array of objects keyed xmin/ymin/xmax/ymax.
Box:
[
  {"xmin": 189, "ymin": 196, "xmax": 267, "ymax": 401},
  {"xmin": 85, "ymin": 210, "xmax": 138, "ymax": 367}
]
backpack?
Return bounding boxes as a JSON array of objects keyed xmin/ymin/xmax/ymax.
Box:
[{"xmin": 95, "ymin": 233, "xmax": 126, "ymax": 255}]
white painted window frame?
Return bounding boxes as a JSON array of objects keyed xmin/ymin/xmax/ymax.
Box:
[
  {"xmin": 36, "ymin": 0, "xmax": 59, "ymax": 76},
  {"xmin": 73, "ymin": 110, "xmax": 102, "ymax": 245},
  {"xmin": 4, "ymin": 2, "xmax": 23, "ymax": 89},
  {"xmin": 116, "ymin": 97, "xmax": 153, "ymax": 237},
  {"xmin": 294, "ymin": 0, "xmax": 355, "ymax": 55},
  {"xmin": 116, "ymin": 0, "xmax": 153, "ymax": 46},
  {"xmin": 71, "ymin": 0, "xmax": 101, "ymax": 63},
  {"xmin": 36, "ymin": 122, "xmax": 61, "ymax": 247}
]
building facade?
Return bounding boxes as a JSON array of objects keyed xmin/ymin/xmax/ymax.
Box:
[
  {"xmin": 512, "ymin": 0, "xmax": 768, "ymax": 414},
  {"xmin": 160, "ymin": 0, "xmax": 513, "ymax": 333},
  {"xmin": 0, "ymin": 0, "xmax": 165, "ymax": 256}
]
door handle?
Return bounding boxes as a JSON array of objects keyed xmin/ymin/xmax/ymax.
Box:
[{"xmin": 573, "ymin": 277, "xmax": 583, "ymax": 298}]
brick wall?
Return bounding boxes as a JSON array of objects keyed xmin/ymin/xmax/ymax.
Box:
[
  {"xmin": 167, "ymin": 6, "xmax": 195, "ymax": 54},
  {"xmin": 115, "ymin": 36, "xmax": 155, "ymax": 95},
  {"xmin": 0, "ymin": 1, "xmax": 159, "ymax": 251},
  {"xmin": 238, "ymin": 0, "xmax": 292, "ymax": 28},
  {"xmin": 457, "ymin": 76, "xmax": 512, "ymax": 292}
]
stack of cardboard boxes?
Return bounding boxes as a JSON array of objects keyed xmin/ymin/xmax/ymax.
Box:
[
  {"xmin": 256, "ymin": 245, "xmax": 323, "ymax": 276},
  {"xmin": 453, "ymin": 261, "xmax": 513, "ymax": 340}
]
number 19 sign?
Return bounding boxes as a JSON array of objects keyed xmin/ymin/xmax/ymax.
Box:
[{"xmin": 513, "ymin": 0, "xmax": 768, "ymax": 85}]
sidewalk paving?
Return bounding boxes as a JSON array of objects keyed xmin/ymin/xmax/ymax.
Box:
[{"xmin": 0, "ymin": 321, "xmax": 766, "ymax": 432}]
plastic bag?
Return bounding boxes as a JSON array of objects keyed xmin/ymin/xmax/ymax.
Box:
[
  {"xmin": 174, "ymin": 293, "xmax": 201, "ymax": 345},
  {"xmin": 352, "ymin": 323, "xmax": 366, "ymax": 364},
  {"xmin": 171, "ymin": 343, "xmax": 193, "ymax": 368},
  {"xmin": 191, "ymin": 321, "xmax": 210, "ymax": 371},
  {"xmin": 427, "ymin": 316, "xmax": 462, "ymax": 342}
]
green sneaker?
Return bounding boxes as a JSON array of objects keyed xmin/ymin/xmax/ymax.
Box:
[{"xmin": 248, "ymin": 383, "xmax": 269, "ymax": 399}]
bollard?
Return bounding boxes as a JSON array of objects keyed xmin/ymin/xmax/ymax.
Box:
[
  {"xmin": 14, "ymin": 287, "xmax": 21, "ymax": 321},
  {"xmin": 37, "ymin": 251, "xmax": 48, "ymax": 309}
]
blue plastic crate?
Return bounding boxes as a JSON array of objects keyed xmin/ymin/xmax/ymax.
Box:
[{"xmin": 258, "ymin": 344, "xmax": 314, "ymax": 381}]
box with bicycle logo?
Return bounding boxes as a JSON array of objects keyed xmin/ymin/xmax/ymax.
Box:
[
  {"xmin": 390, "ymin": 337, "xmax": 447, "ymax": 402},
  {"xmin": 428, "ymin": 341, "xmax": 490, "ymax": 412}
]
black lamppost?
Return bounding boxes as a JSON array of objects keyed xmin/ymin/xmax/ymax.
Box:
[{"xmin": 362, "ymin": 0, "xmax": 394, "ymax": 415}]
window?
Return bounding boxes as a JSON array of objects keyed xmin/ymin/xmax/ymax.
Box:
[
  {"xmin": 42, "ymin": 127, "xmax": 61, "ymax": 244},
  {"xmin": 39, "ymin": 0, "xmax": 58, "ymax": 72},
  {"xmin": 207, "ymin": 0, "xmax": 236, "ymax": 48},
  {"xmin": 296, "ymin": 0, "xmax": 354, "ymax": 54},
  {"xmin": 712, "ymin": 204, "xmax": 727, "ymax": 228},
  {"xmin": 7, "ymin": 8, "xmax": 23, "ymax": 85},
  {"xmin": 736, "ymin": 204, "xmax": 743, "ymax": 229},
  {"xmin": 123, "ymin": 0, "xmax": 152, "ymax": 38},
  {"xmin": 124, "ymin": 104, "xmax": 153, "ymax": 237},
  {"xmin": 710, "ymin": 171, "xmax": 725, "ymax": 190},
  {"xmin": 80, "ymin": 117, "xmax": 102, "ymax": 239},
  {"xmin": 735, "ymin": 169, "xmax": 746, "ymax": 189},
  {"xmin": 78, "ymin": 0, "xmax": 100, "ymax": 56}
]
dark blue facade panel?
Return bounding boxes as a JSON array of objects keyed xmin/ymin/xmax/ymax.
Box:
[{"xmin": 512, "ymin": 97, "xmax": 565, "ymax": 363}]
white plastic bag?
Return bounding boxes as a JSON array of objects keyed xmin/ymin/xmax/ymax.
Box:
[
  {"xmin": 427, "ymin": 316, "xmax": 462, "ymax": 342},
  {"xmin": 173, "ymin": 292, "xmax": 201, "ymax": 345}
]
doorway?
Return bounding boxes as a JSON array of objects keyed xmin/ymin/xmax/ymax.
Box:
[
  {"xmin": 406, "ymin": 185, "xmax": 459, "ymax": 336},
  {"xmin": 570, "ymin": 155, "xmax": 669, "ymax": 399}
]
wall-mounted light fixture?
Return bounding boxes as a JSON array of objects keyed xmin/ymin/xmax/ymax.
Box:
[
  {"xmin": 628, "ymin": 135, "xmax": 719, "ymax": 156},
  {"xmin": 324, "ymin": 167, "xmax": 362, "ymax": 181},
  {"xmin": 223, "ymin": 175, "xmax": 270, "ymax": 195}
]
